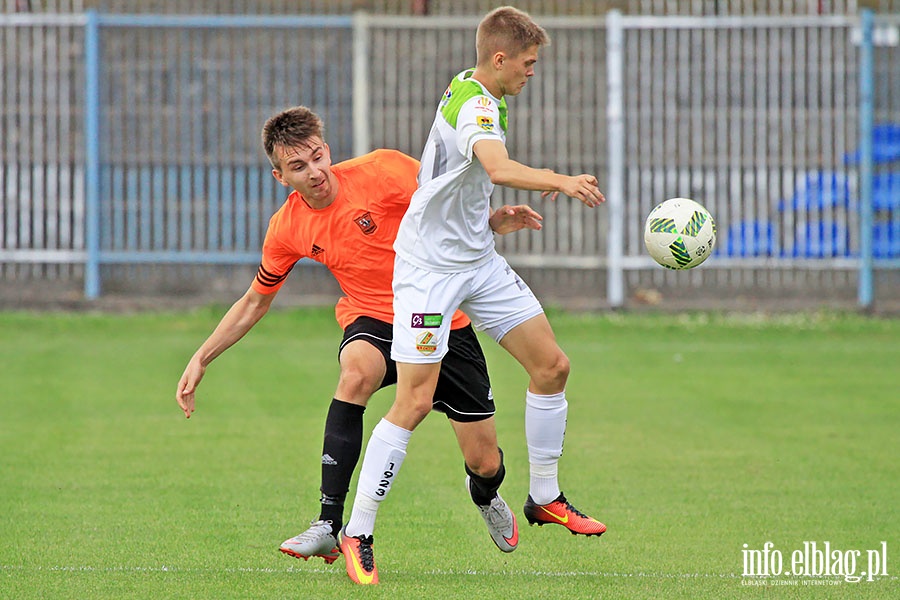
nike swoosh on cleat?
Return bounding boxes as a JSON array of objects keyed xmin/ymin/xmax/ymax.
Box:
[
  {"xmin": 539, "ymin": 506, "xmax": 569, "ymax": 524},
  {"xmin": 346, "ymin": 546, "xmax": 376, "ymax": 585},
  {"xmin": 505, "ymin": 527, "xmax": 519, "ymax": 546}
]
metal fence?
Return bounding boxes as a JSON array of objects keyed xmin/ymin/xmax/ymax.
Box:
[
  {"xmin": 1, "ymin": 10, "xmax": 898, "ymax": 308},
  {"xmin": 605, "ymin": 12, "xmax": 900, "ymax": 307},
  {"xmin": 5, "ymin": 1, "xmax": 900, "ymax": 16}
]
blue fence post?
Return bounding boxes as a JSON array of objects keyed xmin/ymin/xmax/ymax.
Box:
[{"xmin": 84, "ymin": 10, "xmax": 102, "ymax": 299}]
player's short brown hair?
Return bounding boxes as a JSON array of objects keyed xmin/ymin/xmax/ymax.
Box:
[
  {"xmin": 261, "ymin": 106, "xmax": 324, "ymax": 170},
  {"xmin": 475, "ymin": 6, "xmax": 550, "ymax": 66}
]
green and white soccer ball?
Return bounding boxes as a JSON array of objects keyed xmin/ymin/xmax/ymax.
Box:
[{"xmin": 643, "ymin": 198, "xmax": 717, "ymax": 270}]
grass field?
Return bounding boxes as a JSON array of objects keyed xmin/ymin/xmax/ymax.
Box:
[{"xmin": 1, "ymin": 306, "xmax": 898, "ymax": 599}]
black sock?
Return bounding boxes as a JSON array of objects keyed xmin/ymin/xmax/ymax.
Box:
[
  {"xmin": 465, "ymin": 447, "xmax": 506, "ymax": 506},
  {"xmin": 318, "ymin": 398, "xmax": 365, "ymax": 536}
]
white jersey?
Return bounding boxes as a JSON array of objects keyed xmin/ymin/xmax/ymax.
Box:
[{"xmin": 394, "ymin": 69, "xmax": 508, "ymax": 273}]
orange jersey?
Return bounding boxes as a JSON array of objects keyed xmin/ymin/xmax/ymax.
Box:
[{"xmin": 251, "ymin": 149, "xmax": 471, "ymax": 330}]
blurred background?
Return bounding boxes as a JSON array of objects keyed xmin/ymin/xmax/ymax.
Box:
[{"xmin": 2, "ymin": 0, "xmax": 899, "ymax": 312}]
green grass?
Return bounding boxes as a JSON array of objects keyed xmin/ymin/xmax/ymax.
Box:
[{"xmin": 1, "ymin": 307, "xmax": 898, "ymax": 599}]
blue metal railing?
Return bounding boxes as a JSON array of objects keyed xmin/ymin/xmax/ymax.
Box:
[
  {"xmin": 2, "ymin": 11, "xmax": 897, "ymax": 307},
  {"xmin": 79, "ymin": 11, "xmax": 355, "ymax": 298}
]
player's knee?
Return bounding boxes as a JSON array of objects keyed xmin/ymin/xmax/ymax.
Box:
[
  {"xmin": 406, "ymin": 395, "xmax": 434, "ymax": 422},
  {"xmin": 466, "ymin": 449, "xmax": 501, "ymax": 478},
  {"xmin": 533, "ymin": 350, "xmax": 570, "ymax": 389},
  {"xmin": 336, "ymin": 365, "xmax": 381, "ymax": 403}
]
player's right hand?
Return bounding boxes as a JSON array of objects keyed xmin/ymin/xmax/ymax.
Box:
[
  {"xmin": 555, "ymin": 174, "xmax": 605, "ymax": 208},
  {"xmin": 176, "ymin": 359, "xmax": 205, "ymax": 418}
]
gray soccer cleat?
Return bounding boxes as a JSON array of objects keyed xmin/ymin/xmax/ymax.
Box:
[
  {"xmin": 466, "ymin": 476, "xmax": 519, "ymax": 553},
  {"xmin": 279, "ymin": 519, "xmax": 341, "ymax": 564}
]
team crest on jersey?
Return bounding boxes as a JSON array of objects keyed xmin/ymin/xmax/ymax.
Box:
[
  {"xmin": 477, "ymin": 116, "xmax": 494, "ymax": 131},
  {"xmin": 415, "ymin": 331, "xmax": 439, "ymax": 355},
  {"xmin": 354, "ymin": 211, "xmax": 377, "ymax": 235}
]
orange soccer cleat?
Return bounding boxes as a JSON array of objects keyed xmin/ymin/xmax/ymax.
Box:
[
  {"xmin": 339, "ymin": 528, "xmax": 379, "ymax": 585},
  {"xmin": 523, "ymin": 493, "xmax": 607, "ymax": 537}
]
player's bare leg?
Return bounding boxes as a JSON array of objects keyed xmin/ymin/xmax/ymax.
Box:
[
  {"xmin": 452, "ymin": 418, "xmax": 518, "ymax": 552},
  {"xmin": 501, "ymin": 315, "xmax": 606, "ymax": 537},
  {"xmin": 341, "ymin": 362, "xmax": 440, "ymax": 584},
  {"xmin": 281, "ymin": 340, "xmax": 384, "ymax": 562}
]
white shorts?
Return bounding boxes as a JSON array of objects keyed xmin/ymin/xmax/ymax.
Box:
[{"xmin": 391, "ymin": 252, "xmax": 544, "ymax": 364}]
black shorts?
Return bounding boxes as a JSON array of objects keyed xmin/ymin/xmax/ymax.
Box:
[{"xmin": 339, "ymin": 316, "xmax": 494, "ymax": 423}]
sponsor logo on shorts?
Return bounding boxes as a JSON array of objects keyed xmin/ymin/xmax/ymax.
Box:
[
  {"xmin": 416, "ymin": 331, "xmax": 438, "ymax": 355},
  {"xmin": 354, "ymin": 211, "xmax": 377, "ymax": 235},
  {"xmin": 411, "ymin": 313, "xmax": 443, "ymax": 328}
]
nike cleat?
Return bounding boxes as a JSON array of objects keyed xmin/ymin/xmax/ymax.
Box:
[
  {"xmin": 523, "ymin": 493, "xmax": 606, "ymax": 536},
  {"xmin": 339, "ymin": 528, "xmax": 378, "ymax": 585},
  {"xmin": 466, "ymin": 476, "xmax": 518, "ymax": 552},
  {"xmin": 279, "ymin": 520, "xmax": 341, "ymax": 564}
]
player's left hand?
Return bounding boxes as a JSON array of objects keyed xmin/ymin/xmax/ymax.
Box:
[{"xmin": 490, "ymin": 204, "xmax": 543, "ymax": 234}]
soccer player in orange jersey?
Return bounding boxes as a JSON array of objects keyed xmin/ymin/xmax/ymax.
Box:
[{"xmin": 175, "ymin": 106, "xmax": 541, "ymax": 581}]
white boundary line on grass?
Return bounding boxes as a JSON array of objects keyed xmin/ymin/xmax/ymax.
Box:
[
  {"xmin": 0, "ymin": 564, "xmax": 727, "ymax": 577},
  {"xmin": 3, "ymin": 565, "xmax": 897, "ymax": 582}
]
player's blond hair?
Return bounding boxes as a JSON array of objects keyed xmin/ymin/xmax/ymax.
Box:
[
  {"xmin": 261, "ymin": 106, "xmax": 325, "ymax": 170},
  {"xmin": 475, "ymin": 6, "xmax": 550, "ymax": 66}
]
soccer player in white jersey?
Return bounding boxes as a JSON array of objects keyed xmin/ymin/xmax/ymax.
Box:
[{"xmin": 340, "ymin": 6, "xmax": 607, "ymax": 584}]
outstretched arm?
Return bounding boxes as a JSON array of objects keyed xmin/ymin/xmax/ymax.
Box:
[
  {"xmin": 176, "ymin": 287, "xmax": 276, "ymax": 418},
  {"xmin": 473, "ymin": 138, "xmax": 605, "ymax": 208}
]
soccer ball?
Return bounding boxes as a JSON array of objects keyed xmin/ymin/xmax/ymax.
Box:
[{"xmin": 643, "ymin": 198, "xmax": 716, "ymax": 269}]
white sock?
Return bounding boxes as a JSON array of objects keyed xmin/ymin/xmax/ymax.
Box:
[
  {"xmin": 525, "ymin": 390, "xmax": 567, "ymax": 505},
  {"xmin": 344, "ymin": 419, "xmax": 411, "ymax": 537}
]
